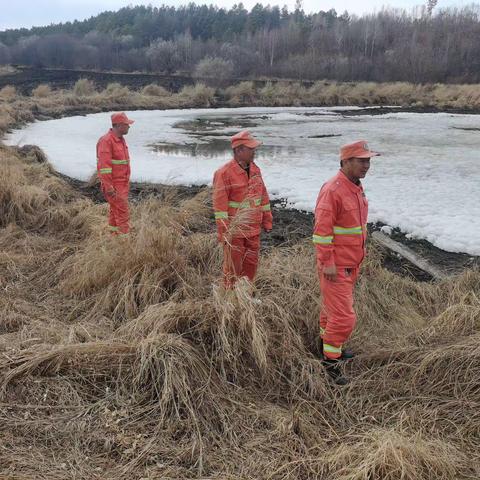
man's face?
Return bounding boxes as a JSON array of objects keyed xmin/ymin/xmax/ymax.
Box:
[
  {"xmin": 345, "ymin": 157, "xmax": 371, "ymax": 179},
  {"xmin": 235, "ymin": 145, "xmax": 256, "ymax": 164},
  {"xmin": 114, "ymin": 123, "xmax": 130, "ymax": 136}
]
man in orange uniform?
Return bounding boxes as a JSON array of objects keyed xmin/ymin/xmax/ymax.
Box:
[
  {"xmin": 213, "ymin": 131, "xmax": 273, "ymax": 288},
  {"xmin": 96, "ymin": 112, "xmax": 134, "ymax": 235},
  {"xmin": 313, "ymin": 140, "xmax": 380, "ymax": 384}
]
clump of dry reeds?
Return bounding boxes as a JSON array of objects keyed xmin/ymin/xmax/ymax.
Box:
[
  {"xmin": 0, "ymin": 85, "xmax": 16, "ymax": 101},
  {"xmin": 178, "ymin": 83, "xmax": 216, "ymax": 107},
  {"xmin": 141, "ymin": 83, "xmax": 170, "ymax": 97},
  {"xmin": 225, "ymin": 81, "xmax": 257, "ymax": 105},
  {"xmin": 32, "ymin": 83, "xmax": 53, "ymax": 98},
  {"xmin": 73, "ymin": 78, "xmax": 96, "ymax": 97}
]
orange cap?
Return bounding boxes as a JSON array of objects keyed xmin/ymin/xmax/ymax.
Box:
[
  {"xmin": 340, "ymin": 140, "xmax": 380, "ymax": 161},
  {"xmin": 111, "ymin": 112, "xmax": 134, "ymax": 125},
  {"xmin": 231, "ymin": 130, "xmax": 262, "ymax": 149}
]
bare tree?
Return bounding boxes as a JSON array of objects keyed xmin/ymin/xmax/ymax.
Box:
[
  {"xmin": 193, "ymin": 56, "xmax": 234, "ymax": 87},
  {"xmin": 146, "ymin": 40, "xmax": 181, "ymax": 73},
  {"xmin": 427, "ymin": 0, "xmax": 438, "ymax": 16}
]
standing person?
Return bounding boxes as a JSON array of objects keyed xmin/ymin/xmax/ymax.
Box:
[
  {"xmin": 213, "ymin": 131, "xmax": 273, "ymax": 289},
  {"xmin": 313, "ymin": 140, "xmax": 380, "ymax": 384},
  {"xmin": 96, "ymin": 112, "xmax": 134, "ymax": 235}
]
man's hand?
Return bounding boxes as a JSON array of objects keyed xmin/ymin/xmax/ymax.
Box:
[
  {"xmin": 323, "ymin": 264, "xmax": 337, "ymax": 282},
  {"xmin": 106, "ymin": 189, "xmax": 117, "ymax": 198},
  {"xmin": 264, "ymin": 228, "xmax": 272, "ymax": 233}
]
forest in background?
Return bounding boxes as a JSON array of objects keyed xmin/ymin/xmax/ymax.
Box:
[{"xmin": 0, "ymin": 1, "xmax": 480, "ymax": 83}]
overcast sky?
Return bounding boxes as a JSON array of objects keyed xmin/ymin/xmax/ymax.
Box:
[{"xmin": 0, "ymin": 0, "xmax": 474, "ymax": 31}]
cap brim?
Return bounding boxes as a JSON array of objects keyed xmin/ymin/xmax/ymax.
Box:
[
  {"xmin": 125, "ymin": 119, "xmax": 135, "ymax": 125},
  {"xmin": 244, "ymin": 139, "xmax": 261, "ymax": 149},
  {"xmin": 356, "ymin": 151, "xmax": 380, "ymax": 158}
]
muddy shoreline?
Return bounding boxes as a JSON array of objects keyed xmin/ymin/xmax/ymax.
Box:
[{"xmin": 59, "ymin": 171, "xmax": 478, "ymax": 282}]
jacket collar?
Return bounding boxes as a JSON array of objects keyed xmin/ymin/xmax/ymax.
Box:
[
  {"xmin": 337, "ymin": 170, "xmax": 364, "ymax": 194},
  {"xmin": 230, "ymin": 158, "xmax": 259, "ymax": 176}
]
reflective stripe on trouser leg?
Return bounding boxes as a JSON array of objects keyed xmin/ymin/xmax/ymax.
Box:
[{"xmin": 319, "ymin": 267, "xmax": 358, "ymax": 359}]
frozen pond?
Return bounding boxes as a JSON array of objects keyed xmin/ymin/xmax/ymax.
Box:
[{"xmin": 4, "ymin": 107, "xmax": 480, "ymax": 255}]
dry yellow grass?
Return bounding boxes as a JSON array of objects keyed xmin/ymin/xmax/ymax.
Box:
[
  {"xmin": 73, "ymin": 78, "xmax": 96, "ymax": 97},
  {"xmin": 141, "ymin": 83, "xmax": 170, "ymax": 97},
  {"xmin": 0, "ymin": 85, "xmax": 16, "ymax": 100},
  {"xmin": 0, "ymin": 144, "xmax": 478, "ymax": 479},
  {"xmin": 32, "ymin": 83, "xmax": 53, "ymax": 98}
]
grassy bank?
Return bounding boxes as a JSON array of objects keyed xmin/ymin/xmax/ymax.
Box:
[
  {"xmin": 1, "ymin": 78, "xmax": 480, "ymax": 136},
  {"xmin": 0, "ymin": 133, "xmax": 479, "ymax": 478}
]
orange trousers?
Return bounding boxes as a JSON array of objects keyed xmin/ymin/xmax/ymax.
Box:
[
  {"xmin": 223, "ymin": 235, "xmax": 260, "ymax": 288},
  {"xmin": 318, "ymin": 264, "xmax": 359, "ymax": 359},
  {"xmin": 104, "ymin": 185, "xmax": 130, "ymax": 234}
]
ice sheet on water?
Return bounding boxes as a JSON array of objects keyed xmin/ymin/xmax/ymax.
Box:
[{"xmin": 4, "ymin": 107, "xmax": 480, "ymax": 256}]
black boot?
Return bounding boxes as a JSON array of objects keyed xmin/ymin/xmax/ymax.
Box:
[
  {"xmin": 323, "ymin": 358, "xmax": 349, "ymax": 385},
  {"xmin": 341, "ymin": 348, "xmax": 354, "ymax": 360}
]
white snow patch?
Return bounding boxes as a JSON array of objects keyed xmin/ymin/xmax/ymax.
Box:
[{"xmin": 4, "ymin": 106, "xmax": 480, "ymax": 256}]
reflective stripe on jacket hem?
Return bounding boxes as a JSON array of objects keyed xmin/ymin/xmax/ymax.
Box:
[{"xmin": 228, "ymin": 198, "xmax": 262, "ymax": 208}]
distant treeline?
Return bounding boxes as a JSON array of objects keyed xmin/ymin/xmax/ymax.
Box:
[{"xmin": 1, "ymin": 2, "xmax": 480, "ymax": 83}]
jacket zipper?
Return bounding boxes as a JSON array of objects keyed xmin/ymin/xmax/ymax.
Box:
[{"xmin": 356, "ymin": 193, "xmax": 366, "ymax": 263}]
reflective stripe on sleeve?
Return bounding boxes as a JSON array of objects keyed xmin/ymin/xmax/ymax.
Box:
[
  {"xmin": 261, "ymin": 204, "xmax": 271, "ymax": 211},
  {"xmin": 214, "ymin": 211, "xmax": 228, "ymax": 220},
  {"xmin": 312, "ymin": 234, "xmax": 334, "ymax": 245},
  {"xmin": 99, "ymin": 168, "xmax": 113, "ymax": 174},
  {"xmin": 111, "ymin": 160, "xmax": 129, "ymax": 165}
]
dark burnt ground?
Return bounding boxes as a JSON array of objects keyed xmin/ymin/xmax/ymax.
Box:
[
  {"xmin": 0, "ymin": 66, "xmax": 314, "ymax": 96},
  {"xmin": 58, "ymin": 170, "xmax": 477, "ymax": 282},
  {"xmin": 0, "ymin": 66, "xmax": 195, "ymax": 95}
]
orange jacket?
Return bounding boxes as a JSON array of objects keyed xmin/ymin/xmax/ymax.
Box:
[
  {"xmin": 313, "ymin": 170, "xmax": 368, "ymax": 267},
  {"xmin": 96, "ymin": 129, "xmax": 131, "ymax": 193},
  {"xmin": 213, "ymin": 159, "xmax": 273, "ymax": 241}
]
